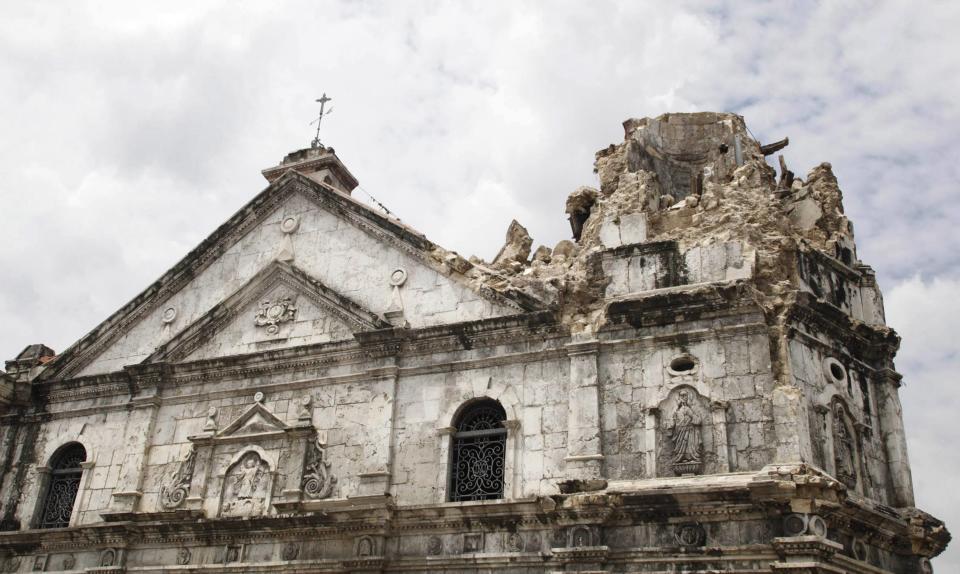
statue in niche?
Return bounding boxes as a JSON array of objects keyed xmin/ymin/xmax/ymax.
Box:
[
  {"xmin": 302, "ymin": 436, "xmax": 336, "ymax": 499},
  {"xmin": 220, "ymin": 451, "xmax": 270, "ymax": 517},
  {"xmin": 668, "ymin": 390, "xmax": 703, "ymax": 475},
  {"xmin": 833, "ymin": 404, "xmax": 858, "ymax": 489}
]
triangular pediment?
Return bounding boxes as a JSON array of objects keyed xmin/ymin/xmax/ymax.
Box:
[
  {"xmin": 216, "ymin": 401, "xmax": 289, "ymax": 438},
  {"xmin": 43, "ymin": 170, "xmax": 545, "ymax": 379},
  {"xmin": 147, "ymin": 261, "xmax": 389, "ymax": 363}
]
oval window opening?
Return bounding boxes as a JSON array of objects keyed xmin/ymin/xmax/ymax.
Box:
[
  {"xmin": 670, "ymin": 356, "xmax": 696, "ymax": 373},
  {"xmin": 830, "ymin": 362, "xmax": 845, "ymax": 382}
]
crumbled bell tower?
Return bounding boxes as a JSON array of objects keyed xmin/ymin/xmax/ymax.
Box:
[{"xmin": 0, "ymin": 112, "xmax": 947, "ymax": 573}]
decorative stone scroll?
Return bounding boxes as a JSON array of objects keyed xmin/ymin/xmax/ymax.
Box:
[
  {"xmin": 302, "ymin": 436, "xmax": 336, "ymax": 499},
  {"xmin": 159, "ymin": 447, "xmax": 196, "ymax": 510}
]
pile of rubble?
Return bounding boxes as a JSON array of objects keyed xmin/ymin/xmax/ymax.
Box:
[{"xmin": 429, "ymin": 112, "xmax": 860, "ymax": 335}]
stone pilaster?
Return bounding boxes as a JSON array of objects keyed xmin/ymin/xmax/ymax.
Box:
[
  {"xmin": 564, "ymin": 339, "xmax": 603, "ymax": 480},
  {"xmin": 109, "ymin": 364, "xmax": 165, "ymax": 513},
  {"xmin": 876, "ymin": 369, "xmax": 915, "ymax": 507},
  {"xmin": 355, "ymin": 365, "xmax": 398, "ymax": 497}
]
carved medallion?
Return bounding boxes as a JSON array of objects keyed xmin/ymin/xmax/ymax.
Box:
[
  {"xmin": 159, "ymin": 447, "xmax": 196, "ymax": 510},
  {"xmin": 280, "ymin": 216, "xmax": 300, "ymax": 234},
  {"xmin": 161, "ymin": 306, "xmax": 177, "ymax": 324},
  {"xmin": 282, "ymin": 542, "xmax": 299, "ymax": 561},
  {"xmin": 675, "ymin": 523, "xmax": 706, "ymax": 547},
  {"xmin": 176, "ymin": 548, "xmax": 191, "ymax": 565},
  {"xmin": 302, "ymin": 436, "xmax": 336, "ymax": 499},
  {"xmin": 254, "ymin": 297, "xmax": 297, "ymax": 335},
  {"xmin": 426, "ymin": 536, "xmax": 443, "ymax": 556},
  {"xmin": 505, "ymin": 532, "xmax": 523, "ymax": 552}
]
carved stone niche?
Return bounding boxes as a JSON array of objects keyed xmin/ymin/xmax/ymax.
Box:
[
  {"xmin": 831, "ymin": 400, "xmax": 861, "ymax": 492},
  {"xmin": 175, "ymin": 395, "xmax": 335, "ymax": 518},
  {"xmin": 656, "ymin": 386, "xmax": 716, "ymax": 476}
]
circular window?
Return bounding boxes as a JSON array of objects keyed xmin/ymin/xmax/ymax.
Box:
[
  {"xmin": 823, "ymin": 357, "xmax": 847, "ymax": 385},
  {"xmin": 668, "ymin": 355, "xmax": 698, "ymax": 376}
]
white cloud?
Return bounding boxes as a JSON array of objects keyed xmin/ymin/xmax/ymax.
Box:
[
  {"xmin": 1, "ymin": 0, "xmax": 958, "ymax": 566},
  {"xmin": 887, "ymin": 275, "xmax": 960, "ymax": 570}
]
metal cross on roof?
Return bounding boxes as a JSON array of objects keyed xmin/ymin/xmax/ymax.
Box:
[{"xmin": 310, "ymin": 93, "xmax": 334, "ymax": 148}]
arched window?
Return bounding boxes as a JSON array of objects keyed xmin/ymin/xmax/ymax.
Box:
[
  {"xmin": 449, "ymin": 399, "xmax": 507, "ymax": 502},
  {"xmin": 39, "ymin": 443, "xmax": 86, "ymax": 529}
]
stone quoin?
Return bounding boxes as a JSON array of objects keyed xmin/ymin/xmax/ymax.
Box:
[{"xmin": 0, "ymin": 112, "xmax": 948, "ymax": 572}]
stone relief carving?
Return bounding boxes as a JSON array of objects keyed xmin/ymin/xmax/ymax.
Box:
[
  {"xmin": 176, "ymin": 548, "xmax": 191, "ymax": 565},
  {"xmin": 100, "ymin": 548, "xmax": 117, "ymax": 567},
  {"xmin": 667, "ymin": 390, "xmax": 704, "ymax": 475},
  {"xmin": 833, "ymin": 403, "xmax": 858, "ymax": 490},
  {"xmin": 3, "ymin": 557, "xmax": 21, "ymax": 573},
  {"xmin": 463, "ymin": 533, "xmax": 484, "ymax": 553},
  {"xmin": 223, "ymin": 545, "xmax": 242, "ymax": 563},
  {"xmin": 297, "ymin": 395, "xmax": 312, "ymax": 421},
  {"xmin": 505, "ymin": 532, "xmax": 523, "ymax": 552},
  {"xmin": 159, "ymin": 446, "xmax": 196, "ymax": 510},
  {"xmin": 61, "ymin": 554, "xmax": 75, "ymax": 570},
  {"xmin": 203, "ymin": 406, "xmax": 218, "ymax": 431},
  {"xmin": 675, "ymin": 523, "xmax": 706, "ymax": 547},
  {"xmin": 356, "ymin": 536, "xmax": 375, "ymax": 557},
  {"xmin": 282, "ymin": 542, "xmax": 299, "ymax": 561},
  {"xmin": 302, "ymin": 436, "xmax": 336, "ymax": 499},
  {"xmin": 220, "ymin": 451, "xmax": 271, "ymax": 517},
  {"xmin": 783, "ymin": 513, "xmax": 827, "ymax": 538},
  {"xmin": 254, "ymin": 297, "xmax": 297, "ymax": 335},
  {"xmin": 426, "ymin": 536, "xmax": 443, "ymax": 556},
  {"xmin": 570, "ymin": 526, "xmax": 593, "ymax": 547}
]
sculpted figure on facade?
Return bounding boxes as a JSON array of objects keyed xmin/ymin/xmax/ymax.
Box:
[
  {"xmin": 220, "ymin": 451, "xmax": 270, "ymax": 517},
  {"xmin": 669, "ymin": 390, "xmax": 703, "ymax": 475},
  {"xmin": 833, "ymin": 403, "xmax": 858, "ymax": 489},
  {"xmin": 159, "ymin": 447, "xmax": 196, "ymax": 510},
  {"xmin": 302, "ymin": 436, "xmax": 336, "ymax": 499}
]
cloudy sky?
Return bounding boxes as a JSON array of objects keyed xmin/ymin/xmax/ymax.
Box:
[{"xmin": 1, "ymin": 0, "xmax": 957, "ymax": 567}]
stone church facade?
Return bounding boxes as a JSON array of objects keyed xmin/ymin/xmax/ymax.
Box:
[{"xmin": 0, "ymin": 112, "xmax": 948, "ymax": 572}]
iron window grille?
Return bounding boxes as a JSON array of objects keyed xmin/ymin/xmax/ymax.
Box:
[
  {"xmin": 449, "ymin": 400, "xmax": 507, "ymax": 502},
  {"xmin": 39, "ymin": 443, "xmax": 86, "ymax": 529}
]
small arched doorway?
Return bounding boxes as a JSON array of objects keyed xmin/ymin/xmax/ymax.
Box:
[
  {"xmin": 449, "ymin": 399, "xmax": 507, "ymax": 502},
  {"xmin": 39, "ymin": 443, "xmax": 86, "ymax": 528}
]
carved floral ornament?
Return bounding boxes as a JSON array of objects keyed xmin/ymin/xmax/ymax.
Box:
[{"xmin": 254, "ymin": 296, "xmax": 298, "ymax": 335}]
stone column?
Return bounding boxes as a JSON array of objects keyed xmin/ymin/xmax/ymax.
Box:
[
  {"xmin": 564, "ymin": 339, "xmax": 603, "ymax": 480},
  {"xmin": 109, "ymin": 365, "xmax": 164, "ymax": 513},
  {"xmin": 710, "ymin": 401, "xmax": 731, "ymax": 473},
  {"xmin": 876, "ymin": 369, "xmax": 915, "ymax": 507},
  {"xmin": 502, "ymin": 419, "xmax": 521, "ymax": 499}
]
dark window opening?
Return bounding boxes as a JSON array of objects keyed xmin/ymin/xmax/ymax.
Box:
[
  {"xmin": 39, "ymin": 443, "xmax": 86, "ymax": 529},
  {"xmin": 670, "ymin": 356, "xmax": 696, "ymax": 373},
  {"xmin": 449, "ymin": 399, "xmax": 507, "ymax": 502}
]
